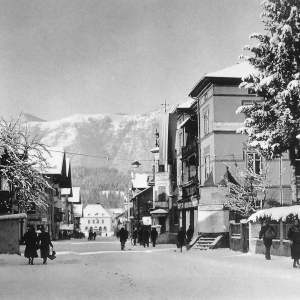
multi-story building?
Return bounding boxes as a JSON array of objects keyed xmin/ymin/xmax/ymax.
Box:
[
  {"xmin": 80, "ymin": 204, "xmax": 112, "ymax": 236},
  {"xmin": 175, "ymin": 99, "xmax": 199, "ymax": 235},
  {"xmin": 188, "ymin": 62, "xmax": 294, "ymax": 238},
  {"xmin": 150, "ymin": 113, "xmax": 178, "ymax": 238}
]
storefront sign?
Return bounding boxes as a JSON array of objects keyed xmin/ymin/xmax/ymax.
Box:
[{"xmin": 41, "ymin": 218, "xmax": 47, "ymax": 222}]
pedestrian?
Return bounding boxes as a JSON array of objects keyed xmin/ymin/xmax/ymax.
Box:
[
  {"xmin": 38, "ymin": 226, "xmax": 53, "ymax": 265},
  {"xmin": 93, "ymin": 231, "xmax": 96, "ymax": 240},
  {"xmin": 88, "ymin": 229, "xmax": 93, "ymax": 241},
  {"xmin": 132, "ymin": 227, "xmax": 138, "ymax": 245},
  {"xmin": 177, "ymin": 227, "xmax": 186, "ymax": 252},
  {"xmin": 119, "ymin": 227, "xmax": 128, "ymax": 250},
  {"xmin": 24, "ymin": 226, "xmax": 38, "ymax": 265},
  {"xmin": 288, "ymin": 218, "xmax": 300, "ymax": 268},
  {"xmin": 186, "ymin": 225, "xmax": 194, "ymax": 244},
  {"xmin": 142, "ymin": 226, "xmax": 150, "ymax": 248},
  {"xmin": 259, "ymin": 219, "xmax": 276, "ymax": 260},
  {"xmin": 138, "ymin": 227, "xmax": 143, "ymax": 245},
  {"xmin": 150, "ymin": 227, "xmax": 158, "ymax": 247}
]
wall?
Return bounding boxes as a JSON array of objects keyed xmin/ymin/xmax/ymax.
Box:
[
  {"xmin": 198, "ymin": 209, "xmax": 229, "ymax": 233},
  {"xmin": 80, "ymin": 217, "xmax": 112, "ymax": 236},
  {"xmin": 0, "ymin": 214, "xmax": 26, "ymax": 254}
]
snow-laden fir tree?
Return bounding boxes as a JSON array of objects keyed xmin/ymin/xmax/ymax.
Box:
[
  {"xmin": 0, "ymin": 115, "xmax": 52, "ymax": 213},
  {"xmin": 238, "ymin": 0, "xmax": 300, "ymax": 204}
]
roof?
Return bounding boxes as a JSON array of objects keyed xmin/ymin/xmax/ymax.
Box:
[
  {"xmin": 248, "ymin": 206, "xmax": 300, "ymax": 223},
  {"xmin": 68, "ymin": 187, "xmax": 80, "ymax": 203},
  {"xmin": 176, "ymin": 99, "xmax": 195, "ymax": 110},
  {"xmin": 189, "ymin": 62, "xmax": 256, "ymax": 98},
  {"xmin": 83, "ymin": 204, "xmax": 111, "ymax": 218},
  {"xmin": 132, "ymin": 173, "xmax": 149, "ymax": 189},
  {"xmin": 131, "ymin": 186, "xmax": 153, "ymax": 200}
]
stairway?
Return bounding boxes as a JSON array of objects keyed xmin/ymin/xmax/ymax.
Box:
[{"xmin": 192, "ymin": 235, "xmax": 223, "ymax": 250}]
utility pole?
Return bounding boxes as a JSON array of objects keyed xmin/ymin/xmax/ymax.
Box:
[{"xmin": 161, "ymin": 98, "xmax": 169, "ymax": 113}]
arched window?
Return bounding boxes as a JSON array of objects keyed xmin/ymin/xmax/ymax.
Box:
[
  {"xmin": 104, "ymin": 226, "xmax": 107, "ymax": 231},
  {"xmin": 99, "ymin": 226, "xmax": 102, "ymax": 232},
  {"xmin": 85, "ymin": 227, "xmax": 88, "ymax": 230}
]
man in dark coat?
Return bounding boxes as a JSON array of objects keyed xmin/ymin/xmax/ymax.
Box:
[
  {"xmin": 177, "ymin": 227, "xmax": 186, "ymax": 252},
  {"xmin": 132, "ymin": 227, "xmax": 138, "ymax": 245},
  {"xmin": 119, "ymin": 227, "xmax": 128, "ymax": 250},
  {"xmin": 259, "ymin": 219, "xmax": 276, "ymax": 260},
  {"xmin": 151, "ymin": 227, "xmax": 158, "ymax": 247},
  {"xmin": 142, "ymin": 226, "xmax": 150, "ymax": 248},
  {"xmin": 38, "ymin": 226, "xmax": 53, "ymax": 265},
  {"xmin": 186, "ymin": 225, "xmax": 194, "ymax": 244},
  {"xmin": 288, "ymin": 218, "xmax": 300, "ymax": 268}
]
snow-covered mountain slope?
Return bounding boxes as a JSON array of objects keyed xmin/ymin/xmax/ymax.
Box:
[{"xmin": 27, "ymin": 109, "xmax": 174, "ymax": 173}]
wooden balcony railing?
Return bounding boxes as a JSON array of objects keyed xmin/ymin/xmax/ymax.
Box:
[{"xmin": 182, "ymin": 139, "xmax": 198, "ymax": 159}]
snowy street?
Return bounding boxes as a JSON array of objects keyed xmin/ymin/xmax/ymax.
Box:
[{"xmin": 0, "ymin": 237, "xmax": 300, "ymax": 300}]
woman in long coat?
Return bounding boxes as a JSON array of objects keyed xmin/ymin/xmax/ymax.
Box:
[
  {"xmin": 288, "ymin": 218, "xmax": 300, "ymax": 268},
  {"xmin": 38, "ymin": 226, "xmax": 53, "ymax": 265},
  {"xmin": 24, "ymin": 226, "xmax": 38, "ymax": 265}
]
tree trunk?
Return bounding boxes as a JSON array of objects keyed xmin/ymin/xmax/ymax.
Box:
[{"xmin": 289, "ymin": 147, "xmax": 298, "ymax": 205}]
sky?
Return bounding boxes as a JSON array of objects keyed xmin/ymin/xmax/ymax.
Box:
[{"xmin": 0, "ymin": 0, "xmax": 264, "ymax": 121}]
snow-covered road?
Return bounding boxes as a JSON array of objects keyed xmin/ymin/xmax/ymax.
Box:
[{"xmin": 0, "ymin": 237, "xmax": 299, "ymax": 300}]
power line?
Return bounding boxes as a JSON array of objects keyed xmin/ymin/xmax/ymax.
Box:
[{"xmin": 48, "ymin": 149, "xmax": 109, "ymax": 160}]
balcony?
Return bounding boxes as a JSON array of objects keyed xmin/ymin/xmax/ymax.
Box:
[{"xmin": 182, "ymin": 139, "xmax": 198, "ymax": 159}]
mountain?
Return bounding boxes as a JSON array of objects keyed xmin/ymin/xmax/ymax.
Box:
[
  {"xmin": 22, "ymin": 113, "xmax": 47, "ymax": 123},
  {"xmin": 27, "ymin": 107, "xmax": 177, "ymax": 173}
]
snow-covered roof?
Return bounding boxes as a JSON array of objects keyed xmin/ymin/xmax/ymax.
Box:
[
  {"xmin": 177, "ymin": 99, "xmax": 195, "ymax": 109},
  {"xmin": 205, "ymin": 62, "xmax": 255, "ymax": 79},
  {"xmin": 61, "ymin": 188, "xmax": 71, "ymax": 195},
  {"xmin": 132, "ymin": 173, "xmax": 149, "ymax": 189},
  {"xmin": 68, "ymin": 187, "xmax": 80, "ymax": 203},
  {"xmin": 248, "ymin": 206, "xmax": 300, "ymax": 223},
  {"xmin": 150, "ymin": 209, "xmax": 168, "ymax": 214},
  {"xmin": 189, "ymin": 61, "xmax": 257, "ymax": 98},
  {"xmin": 83, "ymin": 204, "xmax": 111, "ymax": 218}
]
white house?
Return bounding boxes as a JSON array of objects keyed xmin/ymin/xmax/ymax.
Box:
[{"xmin": 80, "ymin": 204, "xmax": 112, "ymax": 237}]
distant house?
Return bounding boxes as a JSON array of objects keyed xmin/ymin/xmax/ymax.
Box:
[
  {"xmin": 106, "ymin": 208, "xmax": 125, "ymax": 236},
  {"xmin": 80, "ymin": 204, "xmax": 112, "ymax": 237}
]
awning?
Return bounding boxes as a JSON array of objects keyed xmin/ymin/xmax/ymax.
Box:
[
  {"xmin": 150, "ymin": 209, "xmax": 168, "ymax": 215},
  {"xmin": 177, "ymin": 117, "xmax": 191, "ymax": 130}
]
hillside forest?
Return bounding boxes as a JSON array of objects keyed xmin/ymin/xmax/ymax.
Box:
[{"xmin": 72, "ymin": 166, "xmax": 130, "ymax": 209}]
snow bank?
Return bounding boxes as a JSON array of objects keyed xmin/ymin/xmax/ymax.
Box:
[{"xmin": 248, "ymin": 205, "xmax": 300, "ymax": 222}]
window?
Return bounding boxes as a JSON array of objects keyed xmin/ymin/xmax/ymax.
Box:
[
  {"xmin": 246, "ymin": 152, "xmax": 262, "ymax": 174},
  {"xmin": 88, "ymin": 220, "xmax": 90, "ymax": 224},
  {"xmin": 102, "ymin": 220, "xmax": 104, "ymax": 224},
  {"xmin": 85, "ymin": 227, "xmax": 88, "ymax": 230},
  {"xmin": 97, "ymin": 220, "xmax": 99, "ymax": 224},
  {"xmin": 158, "ymin": 165, "xmax": 165, "ymax": 172},
  {"xmin": 204, "ymin": 155, "xmax": 210, "ymax": 179},
  {"xmin": 104, "ymin": 226, "xmax": 107, "ymax": 231},
  {"xmin": 93, "ymin": 220, "xmax": 95, "ymax": 224},
  {"xmin": 204, "ymin": 109, "xmax": 209, "ymax": 135},
  {"xmin": 179, "ymin": 132, "xmax": 183, "ymax": 150}
]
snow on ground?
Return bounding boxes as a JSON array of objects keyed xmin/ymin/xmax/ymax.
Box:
[{"xmin": 1, "ymin": 239, "xmax": 300, "ymax": 300}]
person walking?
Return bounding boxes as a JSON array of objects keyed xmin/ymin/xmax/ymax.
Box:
[
  {"xmin": 132, "ymin": 227, "xmax": 138, "ymax": 245},
  {"xmin": 288, "ymin": 218, "xmax": 300, "ymax": 268},
  {"xmin": 93, "ymin": 231, "xmax": 96, "ymax": 240},
  {"xmin": 24, "ymin": 226, "xmax": 38, "ymax": 265},
  {"xmin": 259, "ymin": 219, "xmax": 276, "ymax": 260},
  {"xmin": 119, "ymin": 227, "xmax": 128, "ymax": 250},
  {"xmin": 150, "ymin": 227, "xmax": 158, "ymax": 247},
  {"xmin": 38, "ymin": 226, "xmax": 53, "ymax": 265},
  {"xmin": 177, "ymin": 227, "xmax": 186, "ymax": 252},
  {"xmin": 142, "ymin": 226, "xmax": 150, "ymax": 248},
  {"xmin": 186, "ymin": 225, "xmax": 194, "ymax": 244}
]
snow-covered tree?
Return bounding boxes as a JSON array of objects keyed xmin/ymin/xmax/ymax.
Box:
[
  {"xmin": 220, "ymin": 165, "xmax": 272, "ymax": 219},
  {"xmin": 0, "ymin": 115, "xmax": 52, "ymax": 213},
  {"xmin": 238, "ymin": 0, "xmax": 300, "ymax": 203}
]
